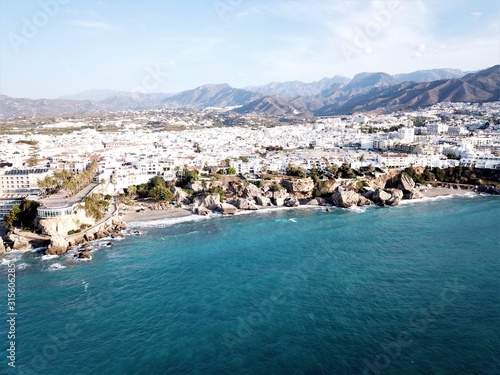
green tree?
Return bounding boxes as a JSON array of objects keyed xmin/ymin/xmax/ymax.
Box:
[
  {"xmin": 227, "ymin": 167, "xmax": 237, "ymax": 175},
  {"xmin": 149, "ymin": 176, "xmax": 166, "ymax": 188},
  {"xmin": 339, "ymin": 163, "xmax": 356, "ymax": 179},
  {"xmin": 286, "ymin": 164, "xmax": 307, "ymax": 178},
  {"xmin": 3, "ymin": 204, "xmax": 21, "ymax": 229},
  {"xmin": 182, "ymin": 168, "xmax": 199, "ymax": 184},
  {"xmin": 3, "ymin": 199, "xmax": 40, "ymax": 230},
  {"xmin": 150, "ymin": 186, "xmax": 174, "ymax": 202},
  {"xmin": 125, "ymin": 185, "xmax": 137, "ymax": 197}
]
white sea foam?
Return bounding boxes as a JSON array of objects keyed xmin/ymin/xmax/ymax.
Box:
[
  {"xmin": 398, "ymin": 192, "xmax": 479, "ymax": 206},
  {"xmin": 41, "ymin": 254, "xmax": 59, "ymax": 261},
  {"xmin": 46, "ymin": 263, "xmax": 66, "ymax": 271},
  {"xmin": 127, "ymin": 205, "xmax": 323, "ymax": 228},
  {"xmin": 31, "ymin": 246, "xmax": 48, "ymax": 253},
  {"xmin": 17, "ymin": 263, "xmax": 29, "ymax": 270},
  {"xmin": 346, "ymin": 205, "xmax": 367, "ymax": 213},
  {"xmin": 128, "ymin": 213, "xmax": 211, "ymax": 228},
  {"xmin": 0, "ymin": 254, "xmax": 22, "ymax": 265}
]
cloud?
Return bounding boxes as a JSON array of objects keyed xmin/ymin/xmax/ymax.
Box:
[
  {"xmin": 471, "ymin": 12, "xmax": 482, "ymax": 17},
  {"xmin": 68, "ymin": 20, "xmax": 115, "ymax": 30}
]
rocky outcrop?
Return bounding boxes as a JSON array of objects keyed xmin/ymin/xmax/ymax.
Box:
[
  {"xmin": 372, "ymin": 188, "xmax": 392, "ymax": 205},
  {"xmin": 187, "ymin": 181, "xmax": 206, "ymax": 193},
  {"xmin": 272, "ymin": 189, "xmax": 288, "ymax": 200},
  {"xmin": 256, "ymin": 195, "xmax": 271, "ymax": 206},
  {"xmin": 227, "ymin": 181, "xmax": 246, "ymax": 198},
  {"xmin": 386, "ymin": 172, "xmax": 424, "ymax": 200},
  {"xmin": 47, "ymin": 217, "xmax": 126, "ymax": 255},
  {"xmin": 68, "ymin": 234, "xmax": 86, "ymax": 247},
  {"xmin": 196, "ymin": 207, "xmax": 211, "ymax": 216},
  {"xmin": 233, "ymin": 199, "xmax": 259, "ymax": 210},
  {"xmin": 46, "ymin": 235, "xmax": 70, "ymax": 255},
  {"xmin": 478, "ymin": 185, "xmax": 500, "ymax": 195},
  {"xmin": 281, "ymin": 178, "xmax": 315, "ymax": 199},
  {"xmin": 220, "ymin": 203, "xmax": 238, "ymax": 215},
  {"xmin": 331, "ymin": 190, "xmax": 360, "ymax": 208},
  {"xmin": 243, "ymin": 184, "xmax": 262, "ymax": 200},
  {"xmin": 405, "ymin": 190, "xmax": 425, "ymax": 200},
  {"xmin": 77, "ymin": 244, "xmax": 91, "ymax": 259},
  {"xmin": 193, "ymin": 194, "xmax": 220, "ymax": 210},
  {"xmin": 385, "ymin": 188, "xmax": 404, "ymax": 206},
  {"xmin": 0, "ymin": 237, "xmax": 5, "ymax": 254},
  {"xmin": 6, "ymin": 233, "xmax": 31, "ymax": 251},
  {"xmin": 304, "ymin": 197, "xmax": 327, "ymax": 206},
  {"xmin": 170, "ymin": 186, "xmax": 190, "ymax": 204},
  {"xmin": 357, "ymin": 196, "xmax": 372, "ymax": 206},
  {"xmin": 285, "ymin": 198, "xmax": 300, "ymax": 207},
  {"xmin": 398, "ymin": 173, "xmax": 415, "ymax": 192}
]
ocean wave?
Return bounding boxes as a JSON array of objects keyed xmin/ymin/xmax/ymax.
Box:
[
  {"xmin": 398, "ymin": 192, "xmax": 479, "ymax": 206},
  {"xmin": 46, "ymin": 263, "xmax": 66, "ymax": 272},
  {"xmin": 127, "ymin": 205, "xmax": 324, "ymax": 228},
  {"xmin": 41, "ymin": 254, "xmax": 59, "ymax": 261},
  {"xmin": 31, "ymin": 246, "xmax": 48, "ymax": 253},
  {"xmin": 128, "ymin": 213, "xmax": 211, "ymax": 228},
  {"xmin": 17, "ymin": 263, "xmax": 29, "ymax": 270},
  {"xmin": 0, "ymin": 254, "xmax": 22, "ymax": 265},
  {"xmin": 346, "ymin": 205, "xmax": 367, "ymax": 213}
]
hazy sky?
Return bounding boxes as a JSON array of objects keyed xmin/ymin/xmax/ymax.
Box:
[{"xmin": 0, "ymin": 0, "xmax": 498, "ymax": 99}]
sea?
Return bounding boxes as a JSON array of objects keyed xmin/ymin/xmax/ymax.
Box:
[{"xmin": 1, "ymin": 194, "xmax": 499, "ymax": 375}]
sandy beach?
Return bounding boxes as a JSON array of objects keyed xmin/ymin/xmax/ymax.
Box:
[
  {"xmin": 420, "ymin": 186, "xmax": 476, "ymax": 198},
  {"xmin": 120, "ymin": 208, "xmax": 193, "ymax": 223}
]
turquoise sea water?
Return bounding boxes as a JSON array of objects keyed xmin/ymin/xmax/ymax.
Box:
[{"xmin": 1, "ymin": 196, "xmax": 499, "ymax": 375}]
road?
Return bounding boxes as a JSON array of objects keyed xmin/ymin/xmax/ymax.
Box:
[{"xmin": 39, "ymin": 183, "xmax": 99, "ymax": 208}]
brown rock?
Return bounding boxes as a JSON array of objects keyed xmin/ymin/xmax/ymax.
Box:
[
  {"xmin": 243, "ymin": 184, "xmax": 262, "ymax": 199},
  {"xmin": 331, "ymin": 190, "xmax": 360, "ymax": 208},
  {"xmin": 281, "ymin": 178, "xmax": 315, "ymax": 199},
  {"xmin": 196, "ymin": 207, "xmax": 211, "ymax": 216},
  {"xmin": 357, "ymin": 196, "xmax": 372, "ymax": 206},
  {"xmin": 193, "ymin": 194, "xmax": 220, "ymax": 210},
  {"xmin": 285, "ymin": 199, "xmax": 300, "ymax": 207},
  {"xmin": 46, "ymin": 235, "xmax": 69, "ymax": 255},
  {"xmin": 372, "ymin": 188, "xmax": 392, "ymax": 204},
  {"xmin": 234, "ymin": 199, "xmax": 259, "ymax": 210},
  {"xmin": 220, "ymin": 203, "xmax": 238, "ymax": 215},
  {"xmin": 256, "ymin": 195, "xmax": 271, "ymax": 206}
]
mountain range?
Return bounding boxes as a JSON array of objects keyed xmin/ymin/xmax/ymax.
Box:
[{"xmin": 0, "ymin": 66, "xmax": 498, "ymax": 120}]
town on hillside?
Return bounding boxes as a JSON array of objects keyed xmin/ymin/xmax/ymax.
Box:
[{"xmin": 0, "ymin": 100, "xmax": 499, "ymax": 252}]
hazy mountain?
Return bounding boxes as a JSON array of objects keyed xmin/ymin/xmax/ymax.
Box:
[
  {"xmin": 461, "ymin": 65, "xmax": 500, "ymax": 96},
  {"xmin": 60, "ymin": 89, "xmax": 125, "ymax": 102},
  {"xmin": 0, "ymin": 66, "xmax": 497, "ymax": 120},
  {"xmin": 160, "ymin": 83, "xmax": 261, "ymax": 108},
  {"xmin": 345, "ymin": 72, "xmax": 396, "ymax": 91},
  {"xmin": 233, "ymin": 95, "xmax": 313, "ymax": 117},
  {"xmin": 99, "ymin": 92, "xmax": 174, "ymax": 111},
  {"xmin": 393, "ymin": 68, "xmax": 466, "ymax": 84},
  {"xmin": 245, "ymin": 76, "xmax": 350, "ymax": 99},
  {"xmin": 0, "ymin": 96, "xmax": 109, "ymax": 120},
  {"xmin": 316, "ymin": 66, "xmax": 500, "ymax": 115}
]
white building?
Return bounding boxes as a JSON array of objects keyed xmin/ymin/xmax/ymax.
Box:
[
  {"xmin": 0, "ymin": 168, "xmax": 51, "ymax": 196},
  {"xmin": 398, "ymin": 127, "xmax": 415, "ymax": 143}
]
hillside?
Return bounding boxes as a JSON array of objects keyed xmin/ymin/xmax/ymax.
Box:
[
  {"xmin": 162, "ymin": 84, "xmax": 262, "ymax": 108},
  {"xmin": 233, "ymin": 95, "xmax": 313, "ymax": 117}
]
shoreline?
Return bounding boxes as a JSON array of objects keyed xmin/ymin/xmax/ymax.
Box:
[
  {"xmin": 0, "ymin": 189, "xmax": 492, "ymax": 264},
  {"xmin": 120, "ymin": 187, "xmax": 480, "ymax": 228}
]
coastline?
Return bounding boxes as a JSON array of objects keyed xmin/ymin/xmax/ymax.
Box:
[{"xmin": 120, "ymin": 187, "xmax": 480, "ymax": 228}]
